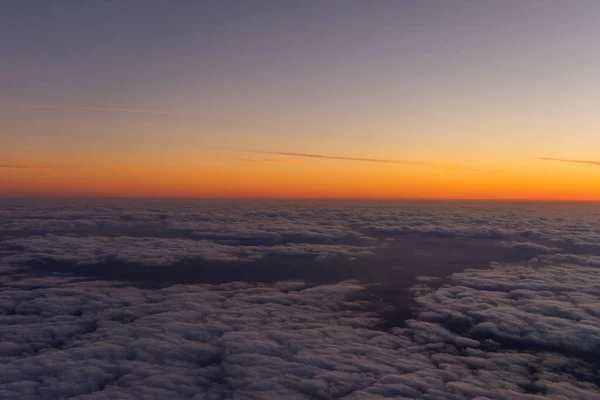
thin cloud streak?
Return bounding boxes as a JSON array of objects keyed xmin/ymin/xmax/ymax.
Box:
[
  {"xmin": 0, "ymin": 162, "xmax": 76, "ymax": 169},
  {"xmin": 216, "ymin": 147, "xmax": 429, "ymax": 165},
  {"xmin": 0, "ymin": 101, "xmax": 187, "ymax": 117},
  {"xmin": 260, "ymin": 150, "xmax": 427, "ymax": 165},
  {"xmin": 216, "ymin": 147, "xmax": 503, "ymax": 172},
  {"xmin": 539, "ymin": 157, "xmax": 600, "ymax": 167},
  {"xmin": 240, "ymin": 158, "xmax": 304, "ymax": 165},
  {"xmin": 0, "ymin": 165, "xmax": 30, "ymax": 169}
]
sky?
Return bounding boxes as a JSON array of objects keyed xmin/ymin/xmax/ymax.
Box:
[{"xmin": 1, "ymin": 0, "xmax": 600, "ymax": 199}]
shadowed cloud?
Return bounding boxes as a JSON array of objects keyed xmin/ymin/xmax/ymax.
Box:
[
  {"xmin": 539, "ymin": 157, "xmax": 600, "ymax": 166},
  {"xmin": 1, "ymin": 200, "xmax": 600, "ymax": 398}
]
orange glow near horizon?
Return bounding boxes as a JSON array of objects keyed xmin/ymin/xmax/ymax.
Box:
[
  {"xmin": 2, "ymin": 156, "xmax": 600, "ymax": 201},
  {"xmin": 3, "ymin": 2, "xmax": 600, "ymax": 201}
]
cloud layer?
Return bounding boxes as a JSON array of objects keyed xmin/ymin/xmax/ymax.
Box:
[{"xmin": 1, "ymin": 199, "xmax": 600, "ymax": 399}]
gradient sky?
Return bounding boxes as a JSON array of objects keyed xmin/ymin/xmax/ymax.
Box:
[{"xmin": 2, "ymin": 1, "xmax": 600, "ymax": 199}]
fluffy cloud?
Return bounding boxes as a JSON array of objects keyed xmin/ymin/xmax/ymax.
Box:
[
  {"xmin": 2, "ymin": 235, "xmax": 374, "ymax": 266},
  {"xmin": 1, "ymin": 264, "xmax": 599, "ymax": 399},
  {"xmin": 1, "ymin": 200, "xmax": 600, "ymax": 398}
]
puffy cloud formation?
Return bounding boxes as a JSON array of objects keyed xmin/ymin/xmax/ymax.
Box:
[
  {"xmin": 2, "ymin": 235, "xmax": 374, "ymax": 266},
  {"xmin": 1, "ymin": 199, "xmax": 600, "ymax": 398},
  {"xmin": 1, "ymin": 264, "xmax": 598, "ymax": 399},
  {"xmin": 2, "ymin": 200, "xmax": 599, "ymax": 269},
  {"xmin": 416, "ymin": 263, "xmax": 600, "ymax": 359}
]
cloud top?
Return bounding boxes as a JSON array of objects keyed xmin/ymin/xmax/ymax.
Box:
[{"xmin": 1, "ymin": 200, "xmax": 600, "ymax": 398}]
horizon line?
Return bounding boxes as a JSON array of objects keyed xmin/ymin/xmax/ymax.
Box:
[{"xmin": 1, "ymin": 194, "xmax": 599, "ymax": 203}]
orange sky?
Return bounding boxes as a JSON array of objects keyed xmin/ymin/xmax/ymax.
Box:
[
  {"xmin": 2, "ymin": 155, "xmax": 599, "ymax": 200},
  {"xmin": 2, "ymin": 2, "xmax": 600, "ymax": 200}
]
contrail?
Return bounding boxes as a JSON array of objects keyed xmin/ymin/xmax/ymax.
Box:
[
  {"xmin": 539, "ymin": 157, "xmax": 600, "ymax": 167},
  {"xmin": 240, "ymin": 158, "xmax": 305, "ymax": 165},
  {"xmin": 0, "ymin": 101, "xmax": 187, "ymax": 116},
  {"xmin": 217, "ymin": 147, "xmax": 429, "ymax": 165},
  {"xmin": 0, "ymin": 162, "xmax": 76, "ymax": 169},
  {"xmin": 0, "ymin": 164, "xmax": 30, "ymax": 169},
  {"xmin": 258, "ymin": 150, "xmax": 428, "ymax": 165}
]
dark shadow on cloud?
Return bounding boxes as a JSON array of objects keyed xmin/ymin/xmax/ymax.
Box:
[
  {"xmin": 539, "ymin": 157, "xmax": 600, "ymax": 166},
  {"xmin": 14, "ymin": 235, "xmax": 522, "ymax": 330}
]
